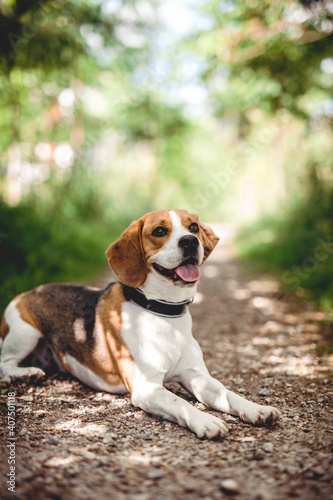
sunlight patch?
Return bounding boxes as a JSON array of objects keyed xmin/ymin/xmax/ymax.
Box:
[
  {"xmin": 202, "ymin": 265, "xmax": 218, "ymax": 278},
  {"xmin": 126, "ymin": 451, "xmax": 160, "ymax": 466},
  {"xmin": 43, "ymin": 455, "xmax": 77, "ymax": 468},
  {"xmin": 54, "ymin": 419, "xmax": 109, "ymax": 435},
  {"xmin": 233, "ymin": 288, "xmax": 251, "ymax": 300}
]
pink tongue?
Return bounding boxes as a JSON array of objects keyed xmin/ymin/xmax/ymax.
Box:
[{"xmin": 175, "ymin": 263, "xmax": 201, "ymax": 282}]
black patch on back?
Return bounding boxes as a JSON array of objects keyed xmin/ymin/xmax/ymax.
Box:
[{"xmin": 25, "ymin": 282, "xmax": 115, "ymax": 366}]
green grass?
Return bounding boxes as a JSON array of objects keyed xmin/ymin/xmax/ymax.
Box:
[
  {"xmin": 0, "ymin": 200, "xmax": 129, "ymax": 314},
  {"xmin": 236, "ymin": 215, "xmax": 333, "ymax": 311},
  {"xmin": 316, "ymin": 320, "xmax": 333, "ymax": 355}
]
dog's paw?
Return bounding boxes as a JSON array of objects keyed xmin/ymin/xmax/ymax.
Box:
[
  {"xmin": 21, "ymin": 367, "xmax": 46, "ymax": 383},
  {"xmin": 190, "ymin": 413, "xmax": 229, "ymax": 440},
  {"xmin": 1, "ymin": 366, "xmax": 46, "ymax": 384},
  {"xmin": 240, "ymin": 404, "xmax": 281, "ymax": 427}
]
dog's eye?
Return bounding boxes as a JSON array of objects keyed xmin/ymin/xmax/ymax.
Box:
[
  {"xmin": 152, "ymin": 226, "xmax": 168, "ymax": 237},
  {"xmin": 189, "ymin": 223, "xmax": 199, "ymax": 233}
]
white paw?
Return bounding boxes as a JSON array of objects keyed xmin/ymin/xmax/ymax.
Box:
[
  {"xmin": 240, "ymin": 404, "xmax": 281, "ymax": 427},
  {"xmin": 23, "ymin": 367, "xmax": 46, "ymax": 382},
  {"xmin": 1, "ymin": 366, "xmax": 45, "ymax": 383},
  {"xmin": 190, "ymin": 412, "xmax": 229, "ymax": 439}
]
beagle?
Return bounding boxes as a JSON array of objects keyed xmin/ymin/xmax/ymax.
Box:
[{"xmin": 0, "ymin": 210, "xmax": 280, "ymax": 439}]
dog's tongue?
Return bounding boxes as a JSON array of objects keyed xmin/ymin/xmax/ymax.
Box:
[{"xmin": 175, "ymin": 263, "xmax": 201, "ymax": 282}]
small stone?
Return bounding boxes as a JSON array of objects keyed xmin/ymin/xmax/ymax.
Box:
[
  {"xmin": 312, "ymin": 466, "xmax": 325, "ymax": 477},
  {"xmin": 239, "ymin": 436, "xmax": 255, "ymax": 442},
  {"xmin": 263, "ymin": 442, "xmax": 274, "ymax": 453},
  {"xmin": 103, "ymin": 433, "xmax": 115, "ymax": 444},
  {"xmin": 137, "ymin": 433, "xmax": 152, "ymax": 440},
  {"xmin": 259, "ymin": 389, "xmax": 270, "ymax": 397},
  {"xmin": 129, "ymin": 495, "xmax": 150, "ymax": 500},
  {"xmin": 48, "ymin": 437, "xmax": 59, "ymax": 445},
  {"xmin": 220, "ymin": 479, "xmax": 240, "ymax": 495},
  {"xmin": 87, "ymin": 436, "xmax": 98, "ymax": 442},
  {"xmin": 105, "ymin": 429, "xmax": 117, "ymax": 438},
  {"xmin": 116, "ymin": 468, "xmax": 126, "ymax": 477},
  {"xmin": 21, "ymin": 395, "xmax": 33, "ymax": 402},
  {"xmin": 147, "ymin": 469, "xmax": 165, "ymax": 480},
  {"xmin": 88, "ymin": 443, "xmax": 100, "ymax": 451},
  {"xmin": 285, "ymin": 465, "xmax": 299, "ymax": 476}
]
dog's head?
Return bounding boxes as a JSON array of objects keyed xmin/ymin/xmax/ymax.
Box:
[{"xmin": 106, "ymin": 210, "xmax": 219, "ymax": 289}]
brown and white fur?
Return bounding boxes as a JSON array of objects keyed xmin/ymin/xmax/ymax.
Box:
[{"xmin": 0, "ymin": 210, "xmax": 280, "ymax": 439}]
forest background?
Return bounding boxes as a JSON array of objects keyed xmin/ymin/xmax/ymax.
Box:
[{"xmin": 0, "ymin": 0, "xmax": 332, "ymax": 322}]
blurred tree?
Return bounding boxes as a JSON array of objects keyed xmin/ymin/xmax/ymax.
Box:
[
  {"xmin": 0, "ymin": 0, "xmax": 113, "ymax": 203},
  {"xmin": 192, "ymin": 0, "xmax": 333, "ymax": 305},
  {"xmin": 0, "ymin": 0, "xmax": 193, "ymax": 205},
  {"xmin": 198, "ymin": 0, "xmax": 332, "ymax": 120},
  {"xmin": 0, "ymin": 0, "xmax": 114, "ymax": 74}
]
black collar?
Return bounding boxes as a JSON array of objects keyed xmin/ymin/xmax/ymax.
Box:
[{"xmin": 122, "ymin": 285, "xmax": 191, "ymax": 318}]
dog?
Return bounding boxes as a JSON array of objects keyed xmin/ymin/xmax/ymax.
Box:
[{"xmin": 0, "ymin": 209, "xmax": 280, "ymax": 439}]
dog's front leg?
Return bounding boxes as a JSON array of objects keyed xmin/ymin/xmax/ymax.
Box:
[
  {"xmin": 131, "ymin": 376, "xmax": 228, "ymax": 439},
  {"xmin": 179, "ymin": 368, "xmax": 281, "ymax": 427}
]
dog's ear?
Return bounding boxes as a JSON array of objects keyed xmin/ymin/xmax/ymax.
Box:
[
  {"xmin": 199, "ymin": 222, "xmax": 219, "ymax": 262},
  {"xmin": 106, "ymin": 219, "xmax": 148, "ymax": 288}
]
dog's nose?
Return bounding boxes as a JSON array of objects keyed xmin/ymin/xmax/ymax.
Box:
[{"xmin": 178, "ymin": 235, "xmax": 199, "ymax": 252}]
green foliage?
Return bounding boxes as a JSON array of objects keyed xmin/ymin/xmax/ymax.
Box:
[
  {"xmin": 121, "ymin": 95, "xmax": 189, "ymax": 141},
  {"xmin": 236, "ymin": 166, "xmax": 333, "ymax": 308},
  {"xmin": 193, "ymin": 0, "xmax": 333, "ymax": 310},
  {"xmin": 200, "ymin": 0, "xmax": 333, "ymax": 119},
  {"xmin": 0, "ymin": 0, "xmax": 113, "ymax": 74},
  {"xmin": 0, "ymin": 175, "xmax": 131, "ymax": 312}
]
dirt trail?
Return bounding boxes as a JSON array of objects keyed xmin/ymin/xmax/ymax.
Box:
[{"xmin": 1, "ymin": 225, "xmax": 332, "ymax": 500}]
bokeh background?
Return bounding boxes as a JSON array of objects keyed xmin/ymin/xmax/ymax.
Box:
[{"xmin": 0, "ymin": 0, "xmax": 332, "ymax": 313}]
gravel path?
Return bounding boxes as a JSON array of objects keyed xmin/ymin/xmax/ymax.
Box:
[{"xmin": 1, "ymin": 224, "xmax": 332, "ymax": 500}]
